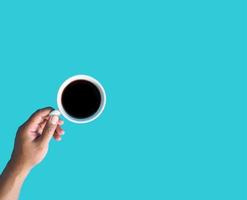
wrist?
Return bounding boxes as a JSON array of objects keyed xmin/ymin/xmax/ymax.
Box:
[{"xmin": 6, "ymin": 159, "xmax": 31, "ymax": 179}]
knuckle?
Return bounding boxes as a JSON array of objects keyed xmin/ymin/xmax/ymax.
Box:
[
  {"xmin": 36, "ymin": 109, "xmax": 41, "ymax": 113},
  {"xmin": 47, "ymin": 126, "xmax": 55, "ymax": 133},
  {"xmin": 44, "ymin": 124, "xmax": 55, "ymax": 134},
  {"xmin": 17, "ymin": 123, "xmax": 26, "ymax": 133},
  {"xmin": 18, "ymin": 125, "xmax": 23, "ymax": 131},
  {"xmin": 43, "ymin": 107, "xmax": 53, "ymax": 112}
]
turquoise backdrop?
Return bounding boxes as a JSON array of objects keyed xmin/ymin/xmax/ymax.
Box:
[{"xmin": 0, "ymin": 0, "xmax": 246, "ymax": 199}]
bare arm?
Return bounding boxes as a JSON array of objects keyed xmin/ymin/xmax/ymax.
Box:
[
  {"xmin": 0, "ymin": 108, "xmax": 65, "ymax": 200},
  {"xmin": 0, "ymin": 160, "xmax": 30, "ymax": 200}
]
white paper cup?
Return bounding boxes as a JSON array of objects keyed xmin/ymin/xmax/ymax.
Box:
[{"xmin": 56, "ymin": 75, "xmax": 106, "ymax": 123}]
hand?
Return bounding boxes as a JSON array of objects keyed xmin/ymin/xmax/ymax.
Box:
[{"xmin": 10, "ymin": 107, "xmax": 65, "ymax": 172}]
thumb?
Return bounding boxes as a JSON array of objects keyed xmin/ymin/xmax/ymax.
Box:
[{"xmin": 40, "ymin": 115, "xmax": 59, "ymax": 145}]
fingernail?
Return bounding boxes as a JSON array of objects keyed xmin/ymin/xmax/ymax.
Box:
[
  {"xmin": 49, "ymin": 110, "xmax": 61, "ymax": 116},
  {"xmin": 50, "ymin": 115, "xmax": 59, "ymax": 125}
]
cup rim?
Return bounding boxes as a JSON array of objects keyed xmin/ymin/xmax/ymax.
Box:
[{"xmin": 57, "ymin": 74, "xmax": 106, "ymax": 124}]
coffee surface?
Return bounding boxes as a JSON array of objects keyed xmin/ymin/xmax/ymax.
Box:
[{"xmin": 61, "ymin": 80, "xmax": 101, "ymax": 119}]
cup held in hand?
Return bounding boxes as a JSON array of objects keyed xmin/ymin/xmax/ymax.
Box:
[{"xmin": 56, "ymin": 75, "xmax": 106, "ymax": 124}]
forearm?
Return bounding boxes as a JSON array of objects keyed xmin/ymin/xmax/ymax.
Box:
[{"xmin": 0, "ymin": 160, "xmax": 30, "ymax": 200}]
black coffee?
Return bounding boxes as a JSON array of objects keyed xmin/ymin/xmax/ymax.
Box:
[{"xmin": 61, "ymin": 80, "xmax": 101, "ymax": 119}]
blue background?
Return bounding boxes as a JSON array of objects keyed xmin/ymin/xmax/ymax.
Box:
[{"xmin": 0, "ymin": 0, "xmax": 246, "ymax": 199}]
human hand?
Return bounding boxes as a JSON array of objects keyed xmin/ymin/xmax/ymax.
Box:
[{"xmin": 10, "ymin": 107, "xmax": 65, "ymax": 172}]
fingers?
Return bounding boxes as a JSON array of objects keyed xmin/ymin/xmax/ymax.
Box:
[
  {"xmin": 38, "ymin": 119, "xmax": 64, "ymax": 134},
  {"xmin": 53, "ymin": 126, "xmax": 65, "ymax": 141},
  {"xmin": 53, "ymin": 132, "xmax": 62, "ymax": 141},
  {"xmin": 56, "ymin": 125, "xmax": 65, "ymax": 135},
  {"xmin": 23, "ymin": 107, "xmax": 65, "ymax": 144},
  {"xmin": 37, "ymin": 118, "xmax": 64, "ymax": 142},
  {"xmin": 26, "ymin": 107, "xmax": 53, "ymax": 129},
  {"xmin": 54, "ymin": 126, "xmax": 65, "ymax": 141},
  {"xmin": 39, "ymin": 115, "xmax": 60, "ymax": 145}
]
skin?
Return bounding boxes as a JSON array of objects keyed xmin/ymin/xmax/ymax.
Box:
[{"xmin": 0, "ymin": 107, "xmax": 65, "ymax": 200}]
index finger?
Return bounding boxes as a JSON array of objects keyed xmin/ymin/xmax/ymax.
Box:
[{"xmin": 26, "ymin": 107, "xmax": 53, "ymax": 126}]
